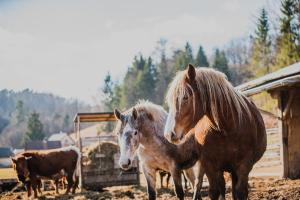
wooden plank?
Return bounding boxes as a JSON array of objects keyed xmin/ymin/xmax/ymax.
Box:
[{"xmin": 287, "ymin": 90, "xmax": 300, "ymax": 178}]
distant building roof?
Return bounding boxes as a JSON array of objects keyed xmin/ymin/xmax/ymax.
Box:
[
  {"xmin": 25, "ymin": 140, "xmax": 62, "ymax": 150},
  {"xmin": 25, "ymin": 140, "xmax": 45, "ymax": 150},
  {"xmin": 237, "ymin": 62, "xmax": 300, "ymax": 96},
  {"xmin": 48, "ymin": 132, "xmax": 68, "ymax": 141},
  {"xmin": 46, "ymin": 141, "xmax": 61, "ymax": 149}
]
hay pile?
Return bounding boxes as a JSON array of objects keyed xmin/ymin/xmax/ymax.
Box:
[{"xmin": 84, "ymin": 141, "xmax": 119, "ymax": 172}]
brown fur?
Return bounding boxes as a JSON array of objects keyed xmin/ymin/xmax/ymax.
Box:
[
  {"xmin": 11, "ymin": 147, "xmax": 80, "ymax": 198},
  {"xmin": 165, "ymin": 64, "xmax": 267, "ymax": 200}
]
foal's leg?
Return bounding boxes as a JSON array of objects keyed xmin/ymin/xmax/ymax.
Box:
[
  {"xmin": 142, "ymin": 166, "xmax": 157, "ymax": 200},
  {"xmin": 192, "ymin": 162, "xmax": 205, "ymax": 200},
  {"xmin": 170, "ymin": 169, "xmax": 184, "ymax": 200},
  {"xmin": 183, "ymin": 173, "xmax": 188, "ymax": 190},
  {"xmin": 54, "ymin": 179, "xmax": 59, "ymax": 194},
  {"xmin": 166, "ymin": 173, "xmax": 171, "ymax": 188},
  {"xmin": 183, "ymin": 168, "xmax": 195, "ymax": 189},
  {"xmin": 159, "ymin": 171, "xmax": 164, "ymax": 188}
]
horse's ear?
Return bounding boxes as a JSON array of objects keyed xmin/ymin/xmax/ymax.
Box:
[
  {"xmin": 114, "ymin": 109, "xmax": 122, "ymax": 121},
  {"xmin": 187, "ymin": 64, "xmax": 196, "ymax": 81},
  {"xmin": 132, "ymin": 108, "xmax": 138, "ymax": 120}
]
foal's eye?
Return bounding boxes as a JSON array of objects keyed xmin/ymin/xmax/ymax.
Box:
[{"xmin": 183, "ymin": 95, "xmax": 188, "ymax": 101}]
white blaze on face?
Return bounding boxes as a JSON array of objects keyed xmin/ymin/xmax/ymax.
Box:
[
  {"xmin": 119, "ymin": 123, "xmax": 134, "ymax": 166},
  {"xmin": 164, "ymin": 109, "xmax": 175, "ymax": 141}
]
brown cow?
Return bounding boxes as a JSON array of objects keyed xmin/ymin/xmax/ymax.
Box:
[{"xmin": 11, "ymin": 146, "xmax": 80, "ymax": 198}]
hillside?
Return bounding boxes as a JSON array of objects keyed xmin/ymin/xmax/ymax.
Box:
[{"xmin": 0, "ymin": 89, "xmax": 91, "ymax": 148}]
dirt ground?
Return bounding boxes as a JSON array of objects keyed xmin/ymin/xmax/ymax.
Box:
[{"xmin": 1, "ymin": 177, "xmax": 300, "ymax": 200}]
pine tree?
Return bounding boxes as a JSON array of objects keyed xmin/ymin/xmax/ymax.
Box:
[
  {"xmin": 63, "ymin": 114, "xmax": 70, "ymax": 132},
  {"xmin": 275, "ymin": 0, "xmax": 299, "ymax": 68},
  {"xmin": 195, "ymin": 45, "xmax": 209, "ymax": 67},
  {"xmin": 135, "ymin": 56, "xmax": 157, "ymax": 102},
  {"xmin": 102, "ymin": 72, "xmax": 114, "ymax": 110},
  {"xmin": 15, "ymin": 100, "xmax": 25, "ymax": 124},
  {"xmin": 250, "ymin": 8, "xmax": 272, "ymax": 77},
  {"xmin": 173, "ymin": 50, "xmax": 187, "ymax": 71},
  {"xmin": 212, "ymin": 49, "xmax": 231, "ymax": 80},
  {"xmin": 26, "ymin": 112, "xmax": 44, "ymax": 141},
  {"xmin": 185, "ymin": 42, "xmax": 194, "ymax": 64},
  {"xmin": 101, "ymin": 73, "xmax": 119, "ymax": 132},
  {"xmin": 119, "ymin": 54, "xmax": 157, "ymax": 108}
]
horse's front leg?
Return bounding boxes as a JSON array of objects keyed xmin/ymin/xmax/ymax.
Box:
[
  {"xmin": 142, "ymin": 165, "xmax": 157, "ymax": 200},
  {"xmin": 170, "ymin": 167, "xmax": 184, "ymax": 200},
  {"xmin": 192, "ymin": 161, "xmax": 205, "ymax": 200},
  {"xmin": 205, "ymin": 166, "xmax": 225, "ymax": 200}
]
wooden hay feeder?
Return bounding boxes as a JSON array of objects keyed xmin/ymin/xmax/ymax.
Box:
[{"xmin": 74, "ymin": 112, "xmax": 140, "ymax": 190}]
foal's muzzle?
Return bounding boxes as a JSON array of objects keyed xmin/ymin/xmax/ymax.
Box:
[
  {"xmin": 165, "ymin": 131, "xmax": 182, "ymax": 143},
  {"xmin": 119, "ymin": 159, "xmax": 131, "ymax": 170}
]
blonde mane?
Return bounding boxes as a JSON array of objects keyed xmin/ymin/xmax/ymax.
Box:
[{"xmin": 166, "ymin": 67, "xmax": 252, "ymax": 129}]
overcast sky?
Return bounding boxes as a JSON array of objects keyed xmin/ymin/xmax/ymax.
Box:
[{"xmin": 0, "ymin": 0, "xmax": 273, "ymax": 104}]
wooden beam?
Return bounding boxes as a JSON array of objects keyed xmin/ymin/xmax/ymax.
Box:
[{"xmin": 278, "ymin": 91, "xmax": 289, "ymax": 178}]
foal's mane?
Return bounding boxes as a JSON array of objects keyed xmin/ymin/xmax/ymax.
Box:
[
  {"xmin": 115, "ymin": 100, "xmax": 167, "ymax": 134},
  {"xmin": 134, "ymin": 100, "xmax": 167, "ymax": 125},
  {"xmin": 166, "ymin": 67, "xmax": 252, "ymax": 129}
]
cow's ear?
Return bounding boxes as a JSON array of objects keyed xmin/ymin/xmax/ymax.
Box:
[
  {"xmin": 114, "ymin": 109, "xmax": 123, "ymax": 121},
  {"xmin": 132, "ymin": 108, "xmax": 138, "ymax": 120},
  {"xmin": 25, "ymin": 156, "xmax": 32, "ymax": 160},
  {"xmin": 11, "ymin": 157, "xmax": 17, "ymax": 163},
  {"xmin": 187, "ymin": 64, "xmax": 196, "ymax": 81}
]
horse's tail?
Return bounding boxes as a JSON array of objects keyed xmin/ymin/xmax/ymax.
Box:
[{"xmin": 71, "ymin": 146, "xmax": 81, "ymax": 182}]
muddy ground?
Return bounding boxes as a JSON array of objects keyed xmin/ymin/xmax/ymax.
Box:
[{"xmin": 1, "ymin": 177, "xmax": 300, "ymax": 200}]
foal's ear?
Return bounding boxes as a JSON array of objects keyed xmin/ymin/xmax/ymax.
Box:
[
  {"xmin": 187, "ymin": 64, "xmax": 196, "ymax": 81},
  {"xmin": 132, "ymin": 108, "xmax": 138, "ymax": 120},
  {"xmin": 114, "ymin": 109, "xmax": 123, "ymax": 121}
]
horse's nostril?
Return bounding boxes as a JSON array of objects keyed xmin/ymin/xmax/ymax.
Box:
[
  {"xmin": 171, "ymin": 131, "xmax": 176, "ymax": 140},
  {"xmin": 127, "ymin": 159, "xmax": 131, "ymax": 166}
]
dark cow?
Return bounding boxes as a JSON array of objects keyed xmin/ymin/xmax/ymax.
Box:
[{"xmin": 11, "ymin": 146, "xmax": 80, "ymax": 198}]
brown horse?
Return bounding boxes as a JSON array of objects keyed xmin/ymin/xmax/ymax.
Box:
[
  {"xmin": 11, "ymin": 146, "xmax": 80, "ymax": 198},
  {"xmin": 164, "ymin": 64, "xmax": 267, "ymax": 200}
]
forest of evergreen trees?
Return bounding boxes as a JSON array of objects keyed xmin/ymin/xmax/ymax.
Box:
[
  {"xmin": 0, "ymin": 89, "xmax": 90, "ymax": 148},
  {"xmin": 101, "ymin": 0, "xmax": 300, "ymax": 112}
]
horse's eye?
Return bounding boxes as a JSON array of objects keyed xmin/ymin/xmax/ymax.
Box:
[
  {"xmin": 183, "ymin": 95, "xmax": 188, "ymax": 101},
  {"xmin": 134, "ymin": 131, "xmax": 138, "ymax": 135}
]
